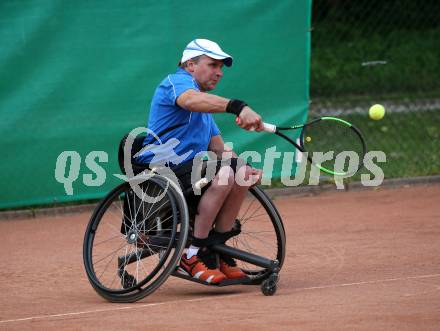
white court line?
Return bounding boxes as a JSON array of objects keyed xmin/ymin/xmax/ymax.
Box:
[
  {"xmin": 294, "ymin": 273, "xmax": 440, "ymax": 291},
  {"xmin": 0, "ymin": 294, "xmax": 245, "ymax": 325},
  {"xmin": 1, "ymin": 273, "xmax": 440, "ymax": 325}
]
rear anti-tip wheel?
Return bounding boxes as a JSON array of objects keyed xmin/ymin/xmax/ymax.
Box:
[{"xmin": 261, "ymin": 273, "xmax": 279, "ymax": 296}]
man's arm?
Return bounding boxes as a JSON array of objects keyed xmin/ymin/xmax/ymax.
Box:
[
  {"xmin": 176, "ymin": 89, "xmax": 264, "ymax": 131},
  {"xmin": 208, "ymin": 135, "xmax": 238, "ymax": 159},
  {"xmin": 177, "ymin": 89, "xmax": 229, "ymax": 114}
]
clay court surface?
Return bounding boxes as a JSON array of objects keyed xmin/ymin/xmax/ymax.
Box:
[{"xmin": 1, "ymin": 183, "xmax": 439, "ymax": 330}]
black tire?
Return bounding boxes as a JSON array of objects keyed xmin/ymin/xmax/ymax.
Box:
[
  {"xmin": 83, "ymin": 175, "xmax": 189, "ymax": 302},
  {"xmin": 228, "ymin": 186, "xmax": 285, "ymax": 284},
  {"xmin": 261, "ymin": 273, "xmax": 279, "ymax": 296}
]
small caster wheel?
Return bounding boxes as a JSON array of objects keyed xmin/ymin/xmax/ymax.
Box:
[
  {"xmin": 261, "ymin": 273, "xmax": 278, "ymax": 296},
  {"xmin": 120, "ymin": 270, "xmax": 137, "ymax": 289}
]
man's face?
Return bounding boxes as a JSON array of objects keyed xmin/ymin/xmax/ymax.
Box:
[{"xmin": 187, "ymin": 55, "xmax": 224, "ymax": 91}]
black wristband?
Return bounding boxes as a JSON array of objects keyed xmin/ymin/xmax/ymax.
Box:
[{"xmin": 226, "ymin": 99, "xmax": 247, "ymax": 116}]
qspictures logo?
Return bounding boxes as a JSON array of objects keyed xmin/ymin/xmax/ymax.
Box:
[{"xmin": 54, "ymin": 127, "xmax": 386, "ymax": 200}]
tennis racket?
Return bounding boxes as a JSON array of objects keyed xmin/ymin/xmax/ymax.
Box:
[{"xmin": 238, "ymin": 116, "xmax": 367, "ymax": 176}]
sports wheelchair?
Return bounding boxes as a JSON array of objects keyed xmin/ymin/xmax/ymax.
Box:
[{"xmin": 83, "ymin": 133, "xmax": 286, "ymax": 302}]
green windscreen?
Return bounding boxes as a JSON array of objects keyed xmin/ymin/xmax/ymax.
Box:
[{"xmin": 0, "ymin": 1, "xmax": 311, "ymax": 209}]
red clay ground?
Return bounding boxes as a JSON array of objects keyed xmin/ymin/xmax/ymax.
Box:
[{"xmin": 1, "ymin": 184, "xmax": 440, "ymax": 330}]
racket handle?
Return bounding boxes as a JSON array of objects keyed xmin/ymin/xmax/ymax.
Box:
[{"xmin": 262, "ymin": 122, "xmax": 276, "ymax": 133}]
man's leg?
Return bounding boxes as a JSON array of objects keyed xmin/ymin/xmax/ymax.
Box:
[
  {"xmin": 192, "ymin": 166, "xmax": 235, "ymax": 238},
  {"xmin": 213, "ymin": 182, "xmax": 248, "ymax": 233},
  {"xmin": 207, "ymin": 165, "xmax": 262, "ymax": 279},
  {"xmin": 179, "ymin": 166, "xmax": 235, "ymax": 284},
  {"xmin": 214, "ymin": 165, "xmax": 260, "ymax": 232}
]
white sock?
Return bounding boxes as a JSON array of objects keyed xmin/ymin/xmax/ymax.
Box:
[{"xmin": 186, "ymin": 245, "xmax": 200, "ymax": 259}]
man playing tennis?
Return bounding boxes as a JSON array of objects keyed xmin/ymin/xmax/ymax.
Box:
[{"xmin": 137, "ymin": 39, "xmax": 264, "ymax": 284}]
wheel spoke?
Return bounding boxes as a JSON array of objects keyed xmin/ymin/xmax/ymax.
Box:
[
  {"xmin": 240, "ymin": 205, "xmax": 264, "ymax": 225},
  {"xmin": 241, "ymin": 231, "xmax": 277, "ymax": 251},
  {"xmin": 93, "ymin": 240, "xmax": 128, "ymax": 265},
  {"xmin": 240, "ymin": 198, "xmax": 256, "ymax": 220},
  {"xmin": 94, "ymin": 233, "xmax": 123, "ymax": 246}
]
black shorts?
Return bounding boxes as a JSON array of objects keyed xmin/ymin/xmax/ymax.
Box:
[
  {"xmin": 173, "ymin": 157, "xmax": 244, "ymax": 192},
  {"xmin": 172, "ymin": 158, "xmax": 245, "ymax": 209}
]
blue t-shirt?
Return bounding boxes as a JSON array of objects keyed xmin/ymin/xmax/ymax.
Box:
[{"xmin": 136, "ymin": 68, "xmax": 221, "ymax": 166}]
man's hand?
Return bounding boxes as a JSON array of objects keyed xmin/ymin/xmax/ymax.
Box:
[
  {"xmin": 247, "ymin": 167, "xmax": 263, "ymax": 187},
  {"xmin": 236, "ymin": 165, "xmax": 263, "ymax": 187},
  {"xmin": 236, "ymin": 106, "xmax": 264, "ymax": 131}
]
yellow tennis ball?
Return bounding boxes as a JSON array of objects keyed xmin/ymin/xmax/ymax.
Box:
[
  {"xmin": 305, "ymin": 136, "xmax": 312, "ymax": 142},
  {"xmin": 369, "ymin": 104, "xmax": 385, "ymax": 120}
]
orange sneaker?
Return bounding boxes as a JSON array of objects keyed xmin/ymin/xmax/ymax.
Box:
[
  {"xmin": 219, "ymin": 254, "xmax": 247, "ymax": 279},
  {"xmin": 179, "ymin": 249, "xmax": 226, "ymax": 284}
]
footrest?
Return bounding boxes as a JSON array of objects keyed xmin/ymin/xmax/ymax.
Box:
[
  {"xmin": 216, "ymin": 277, "xmax": 253, "ymax": 287},
  {"xmin": 172, "ymin": 268, "xmax": 252, "ymax": 287}
]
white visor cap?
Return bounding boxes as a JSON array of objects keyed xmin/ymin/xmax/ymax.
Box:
[{"xmin": 180, "ymin": 39, "xmax": 233, "ymax": 67}]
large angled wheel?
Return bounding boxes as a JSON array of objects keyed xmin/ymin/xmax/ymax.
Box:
[{"xmin": 83, "ymin": 175, "xmax": 189, "ymax": 302}]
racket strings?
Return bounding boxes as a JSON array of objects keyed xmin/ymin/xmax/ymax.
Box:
[{"xmin": 301, "ymin": 120, "xmax": 365, "ymax": 174}]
